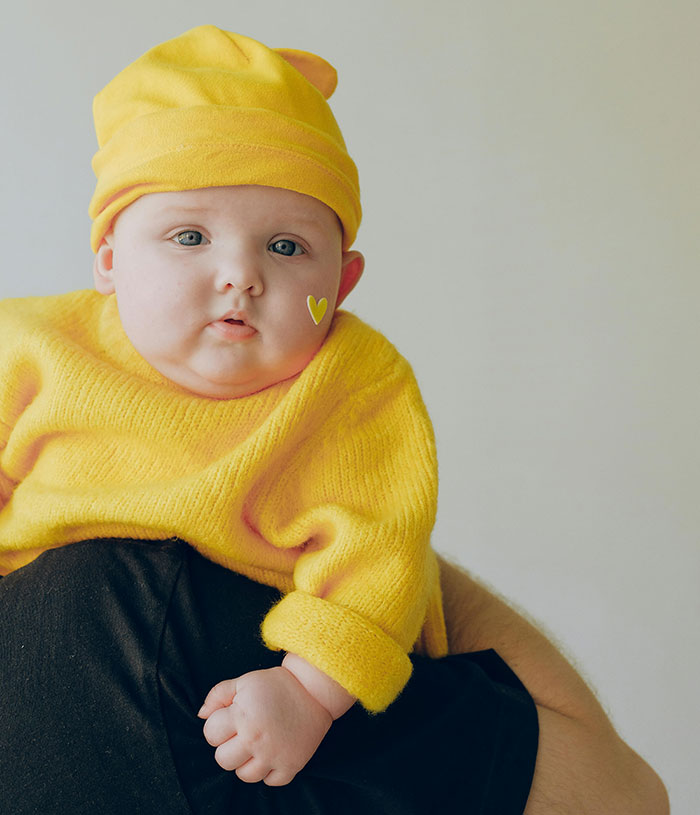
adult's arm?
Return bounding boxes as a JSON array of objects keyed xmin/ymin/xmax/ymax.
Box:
[{"xmin": 438, "ymin": 557, "xmax": 669, "ymax": 815}]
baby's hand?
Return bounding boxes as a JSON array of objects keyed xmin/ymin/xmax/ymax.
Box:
[{"xmin": 198, "ymin": 665, "xmax": 334, "ymax": 786}]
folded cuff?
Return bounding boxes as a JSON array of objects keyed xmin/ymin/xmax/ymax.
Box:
[{"xmin": 261, "ymin": 590, "xmax": 412, "ymax": 712}]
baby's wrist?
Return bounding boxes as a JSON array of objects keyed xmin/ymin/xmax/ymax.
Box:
[{"xmin": 281, "ymin": 653, "xmax": 356, "ymax": 720}]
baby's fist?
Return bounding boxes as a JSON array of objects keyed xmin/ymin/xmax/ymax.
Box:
[{"xmin": 199, "ymin": 666, "xmax": 333, "ymax": 785}]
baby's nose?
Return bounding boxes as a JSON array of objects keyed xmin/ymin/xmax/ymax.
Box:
[{"xmin": 215, "ymin": 253, "xmax": 264, "ymax": 295}]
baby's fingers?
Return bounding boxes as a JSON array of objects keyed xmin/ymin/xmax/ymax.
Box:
[
  {"xmin": 235, "ymin": 758, "xmax": 274, "ymax": 784},
  {"xmin": 214, "ymin": 738, "xmax": 253, "ymax": 773},
  {"xmin": 198, "ymin": 678, "xmax": 238, "ymax": 718},
  {"xmin": 263, "ymin": 767, "xmax": 299, "ymax": 787},
  {"xmin": 202, "ymin": 705, "xmax": 238, "ymax": 747}
]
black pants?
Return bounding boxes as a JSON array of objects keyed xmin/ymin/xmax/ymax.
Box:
[{"xmin": 0, "ymin": 539, "xmax": 537, "ymax": 814}]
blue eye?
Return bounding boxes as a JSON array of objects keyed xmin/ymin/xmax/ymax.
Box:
[
  {"xmin": 269, "ymin": 239, "xmax": 304, "ymax": 256},
  {"xmin": 174, "ymin": 230, "xmax": 208, "ymax": 246}
]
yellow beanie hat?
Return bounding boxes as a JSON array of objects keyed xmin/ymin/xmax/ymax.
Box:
[{"xmin": 88, "ymin": 25, "xmax": 361, "ymax": 251}]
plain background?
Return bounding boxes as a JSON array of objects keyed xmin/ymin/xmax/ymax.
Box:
[{"xmin": 1, "ymin": 1, "xmax": 697, "ymax": 811}]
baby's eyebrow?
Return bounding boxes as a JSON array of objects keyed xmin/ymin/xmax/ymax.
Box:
[
  {"xmin": 284, "ymin": 214, "xmax": 325, "ymax": 228},
  {"xmin": 150, "ymin": 203, "xmax": 334, "ymax": 236},
  {"xmin": 155, "ymin": 205, "xmax": 320, "ymax": 223},
  {"xmin": 156, "ymin": 206, "xmax": 210, "ymax": 218}
]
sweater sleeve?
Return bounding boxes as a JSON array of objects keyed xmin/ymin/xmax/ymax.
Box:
[
  {"xmin": 0, "ymin": 419, "xmax": 14, "ymax": 510},
  {"xmin": 0, "ymin": 300, "xmax": 37, "ymax": 512},
  {"xmin": 259, "ymin": 350, "xmax": 446, "ymax": 712}
]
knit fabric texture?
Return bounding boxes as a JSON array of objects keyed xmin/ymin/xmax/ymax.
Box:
[
  {"xmin": 88, "ymin": 26, "xmax": 361, "ymax": 252},
  {"xmin": 0, "ymin": 292, "xmax": 446, "ymax": 711}
]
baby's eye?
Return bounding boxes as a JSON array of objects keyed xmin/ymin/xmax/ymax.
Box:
[
  {"xmin": 269, "ymin": 239, "xmax": 304, "ymax": 257},
  {"xmin": 173, "ymin": 230, "xmax": 208, "ymax": 246}
]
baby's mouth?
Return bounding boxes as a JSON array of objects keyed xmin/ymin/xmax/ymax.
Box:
[
  {"xmin": 211, "ymin": 311, "xmax": 258, "ymax": 340},
  {"xmin": 218, "ymin": 310, "xmax": 253, "ymax": 327}
]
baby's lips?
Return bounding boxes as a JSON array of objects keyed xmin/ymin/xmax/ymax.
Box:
[
  {"xmin": 219, "ymin": 309, "xmax": 252, "ymax": 327},
  {"xmin": 210, "ymin": 314, "xmax": 258, "ymax": 340}
]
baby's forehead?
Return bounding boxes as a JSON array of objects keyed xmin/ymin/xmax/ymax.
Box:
[{"xmin": 117, "ymin": 185, "xmax": 343, "ymax": 237}]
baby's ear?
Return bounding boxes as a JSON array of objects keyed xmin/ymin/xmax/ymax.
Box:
[
  {"xmin": 93, "ymin": 235, "xmax": 115, "ymax": 294},
  {"xmin": 336, "ymin": 251, "xmax": 364, "ymax": 307}
]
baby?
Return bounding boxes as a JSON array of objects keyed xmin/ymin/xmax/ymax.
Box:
[{"xmin": 0, "ymin": 26, "xmax": 446, "ymax": 785}]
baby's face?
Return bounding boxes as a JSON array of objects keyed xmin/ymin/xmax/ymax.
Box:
[{"xmin": 95, "ymin": 186, "xmax": 360, "ymax": 398}]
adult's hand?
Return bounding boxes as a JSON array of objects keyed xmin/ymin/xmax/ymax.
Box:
[{"xmin": 438, "ymin": 557, "xmax": 669, "ymax": 815}]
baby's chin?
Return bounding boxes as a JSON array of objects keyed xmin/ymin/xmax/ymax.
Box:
[{"xmin": 142, "ymin": 337, "xmax": 328, "ymax": 400}]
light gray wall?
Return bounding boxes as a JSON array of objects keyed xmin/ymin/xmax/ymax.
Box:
[{"xmin": 2, "ymin": 1, "xmax": 697, "ymax": 810}]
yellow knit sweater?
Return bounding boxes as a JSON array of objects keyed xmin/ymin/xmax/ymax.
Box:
[{"xmin": 0, "ymin": 291, "xmax": 446, "ymax": 710}]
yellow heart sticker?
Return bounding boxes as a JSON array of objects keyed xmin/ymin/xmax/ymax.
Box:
[{"xmin": 307, "ymin": 295, "xmax": 328, "ymax": 326}]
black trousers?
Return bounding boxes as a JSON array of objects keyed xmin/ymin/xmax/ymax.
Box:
[{"xmin": 0, "ymin": 539, "xmax": 537, "ymax": 814}]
